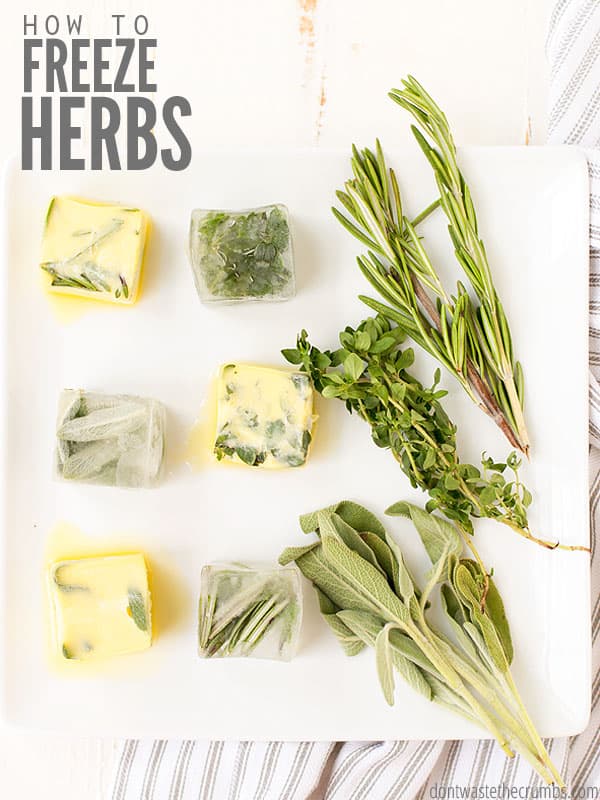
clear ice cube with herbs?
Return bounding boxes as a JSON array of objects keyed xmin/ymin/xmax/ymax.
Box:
[
  {"xmin": 198, "ymin": 563, "xmax": 302, "ymax": 661},
  {"xmin": 188, "ymin": 204, "xmax": 295, "ymax": 303},
  {"xmin": 55, "ymin": 389, "xmax": 166, "ymax": 488}
]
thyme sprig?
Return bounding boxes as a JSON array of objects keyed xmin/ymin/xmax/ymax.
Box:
[
  {"xmin": 283, "ymin": 315, "xmax": 587, "ymax": 552},
  {"xmin": 333, "ymin": 77, "xmax": 530, "ymax": 456}
]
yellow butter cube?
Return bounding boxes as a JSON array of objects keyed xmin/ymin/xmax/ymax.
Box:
[
  {"xmin": 48, "ymin": 554, "xmax": 152, "ymax": 661},
  {"xmin": 214, "ymin": 364, "xmax": 314, "ymax": 469},
  {"xmin": 40, "ymin": 196, "xmax": 149, "ymax": 304}
]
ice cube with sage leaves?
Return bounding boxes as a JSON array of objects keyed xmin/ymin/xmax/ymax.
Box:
[
  {"xmin": 188, "ymin": 204, "xmax": 295, "ymax": 303},
  {"xmin": 40, "ymin": 196, "xmax": 149, "ymax": 305},
  {"xmin": 55, "ymin": 389, "xmax": 166, "ymax": 488},
  {"xmin": 198, "ymin": 563, "xmax": 302, "ymax": 661}
]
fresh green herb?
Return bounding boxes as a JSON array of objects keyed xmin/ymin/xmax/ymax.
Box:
[
  {"xmin": 41, "ymin": 218, "xmax": 125, "ymax": 296},
  {"xmin": 213, "ymin": 370, "xmax": 312, "ymax": 469},
  {"xmin": 62, "ymin": 644, "xmax": 75, "ymax": 660},
  {"xmin": 57, "ymin": 403, "xmax": 146, "ymax": 442},
  {"xmin": 41, "ymin": 263, "xmax": 102, "ymax": 292},
  {"xmin": 280, "ymin": 501, "xmax": 564, "ymax": 787},
  {"xmin": 127, "ymin": 588, "xmax": 149, "ymax": 632},
  {"xmin": 53, "ymin": 566, "xmax": 90, "ymax": 594},
  {"xmin": 283, "ymin": 315, "xmax": 587, "ymax": 552},
  {"xmin": 332, "ymin": 77, "xmax": 530, "ymax": 456},
  {"xmin": 63, "ymin": 218, "xmax": 124, "ymax": 264},
  {"xmin": 198, "ymin": 566, "xmax": 300, "ymax": 659},
  {"xmin": 193, "ymin": 206, "xmax": 293, "ymax": 300},
  {"xmin": 44, "ymin": 197, "xmax": 56, "ymax": 227},
  {"xmin": 119, "ymin": 275, "xmax": 129, "ymax": 299}
]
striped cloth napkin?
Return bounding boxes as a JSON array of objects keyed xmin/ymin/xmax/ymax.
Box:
[{"xmin": 110, "ymin": 2, "xmax": 600, "ymax": 797}]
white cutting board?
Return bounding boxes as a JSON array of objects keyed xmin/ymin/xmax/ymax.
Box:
[{"xmin": 0, "ymin": 147, "xmax": 591, "ymax": 739}]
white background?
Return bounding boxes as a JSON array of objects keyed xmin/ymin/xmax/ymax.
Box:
[{"xmin": 0, "ymin": 0, "xmax": 552, "ymax": 796}]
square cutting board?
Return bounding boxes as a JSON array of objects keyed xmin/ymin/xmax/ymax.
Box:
[{"xmin": 0, "ymin": 147, "xmax": 591, "ymax": 739}]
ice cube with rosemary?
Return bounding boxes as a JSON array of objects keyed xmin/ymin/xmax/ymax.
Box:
[
  {"xmin": 198, "ymin": 563, "xmax": 302, "ymax": 660},
  {"xmin": 48, "ymin": 553, "xmax": 152, "ymax": 662},
  {"xmin": 40, "ymin": 196, "xmax": 149, "ymax": 304},
  {"xmin": 214, "ymin": 363, "xmax": 314, "ymax": 469},
  {"xmin": 188, "ymin": 204, "xmax": 295, "ymax": 303},
  {"xmin": 55, "ymin": 389, "xmax": 166, "ymax": 488}
]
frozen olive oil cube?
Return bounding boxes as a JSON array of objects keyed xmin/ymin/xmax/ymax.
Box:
[
  {"xmin": 41, "ymin": 196, "xmax": 149, "ymax": 304},
  {"xmin": 55, "ymin": 389, "xmax": 166, "ymax": 488},
  {"xmin": 214, "ymin": 364, "xmax": 314, "ymax": 469},
  {"xmin": 198, "ymin": 563, "xmax": 302, "ymax": 661},
  {"xmin": 49, "ymin": 554, "xmax": 152, "ymax": 661},
  {"xmin": 188, "ymin": 204, "xmax": 295, "ymax": 303}
]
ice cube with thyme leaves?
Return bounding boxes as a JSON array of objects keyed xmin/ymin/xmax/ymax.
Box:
[
  {"xmin": 188, "ymin": 204, "xmax": 295, "ymax": 303},
  {"xmin": 198, "ymin": 563, "xmax": 302, "ymax": 660},
  {"xmin": 55, "ymin": 389, "xmax": 166, "ymax": 488},
  {"xmin": 214, "ymin": 363, "xmax": 314, "ymax": 469},
  {"xmin": 40, "ymin": 196, "xmax": 149, "ymax": 304}
]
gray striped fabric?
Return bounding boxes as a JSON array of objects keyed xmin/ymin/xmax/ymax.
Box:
[{"xmin": 110, "ymin": 3, "xmax": 600, "ymax": 797}]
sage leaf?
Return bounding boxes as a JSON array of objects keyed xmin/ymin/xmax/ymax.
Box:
[
  {"xmin": 420, "ymin": 544, "xmax": 452, "ymax": 608},
  {"xmin": 58, "ymin": 403, "xmax": 146, "ymax": 442},
  {"xmin": 127, "ymin": 588, "xmax": 148, "ymax": 632},
  {"xmin": 386, "ymin": 502, "xmax": 461, "ymax": 565},
  {"xmin": 375, "ymin": 623, "xmax": 396, "ymax": 705},
  {"xmin": 289, "ymin": 543, "xmax": 380, "ymax": 613},
  {"xmin": 335, "ymin": 501, "xmax": 388, "ymax": 539},
  {"xmin": 279, "ymin": 542, "xmax": 320, "ymax": 566},
  {"xmin": 61, "ymin": 440, "xmax": 120, "ymax": 480},
  {"xmin": 326, "ymin": 513, "xmax": 385, "ymax": 575},
  {"xmin": 319, "ymin": 516, "xmax": 409, "ymax": 624},
  {"xmin": 471, "ymin": 609, "xmax": 510, "ymax": 673},
  {"xmin": 361, "ymin": 532, "xmax": 398, "ymax": 589},
  {"xmin": 316, "ymin": 589, "xmax": 365, "ymax": 656},
  {"xmin": 482, "ymin": 573, "xmax": 514, "ymax": 665},
  {"xmin": 298, "ymin": 500, "xmax": 387, "ymax": 539},
  {"xmin": 339, "ymin": 610, "xmax": 432, "ymax": 701}
]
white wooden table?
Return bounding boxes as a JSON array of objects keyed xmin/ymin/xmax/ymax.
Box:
[{"xmin": 0, "ymin": 0, "xmax": 550, "ymax": 795}]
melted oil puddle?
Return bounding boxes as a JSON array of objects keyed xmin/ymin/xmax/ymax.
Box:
[{"xmin": 44, "ymin": 521, "xmax": 188, "ymax": 677}]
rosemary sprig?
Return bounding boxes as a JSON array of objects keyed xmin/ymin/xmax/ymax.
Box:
[
  {"xmin": 41, "ymin": 262, "xmax": 103, "ymax": 292},
  {"xmin": 283, "ymin": 315, "xmax": 587, "ymax": 552},
  {"xmin": 333, "ymin": 78, "xmax": 530, "ymax": 456},
  {"xmin": 198, "ymin": 568, "xmax": 300, "ymax": 658},
  {"xmin": 40, "ymin": 218, "xmax": 125, "ymax": 294},
  {"xmin": 280, "ymin": 501, "xmax": 565, "ymax": 787}
]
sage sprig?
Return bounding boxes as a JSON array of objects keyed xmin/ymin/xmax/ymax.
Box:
[
  {"xmin": 283, "ymin": 315, "xmax": 586, "ymax": 552},
  {"xmin": 280, "ymin": 500, "xmax": 564, "ymax": 787},
  {"xmin": 333, "ymin": 77, "xmax": 530, "ymax": 456}
]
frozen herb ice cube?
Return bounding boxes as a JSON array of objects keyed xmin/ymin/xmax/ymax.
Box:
[
  {"xmin": 214, "ymin": 364, "xmax": 314, "ymax": 469},
  {"xmin": 48, "ymin": 553, "xmax": 152, "ymax": 661},
  {"xmin": 198, "ymin": 562, "xmax": 302, "ymax": 661},
  {"xmin": 40, "ymin": 196, "xmax": 149, "ymax": 304},
  {"xmin": 188, "ymin": 204, "xmax": 295, "ymax": 303},
  {"xmin": 55, "ymin": 389, "xmax": 166, "ymax": 488}
]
